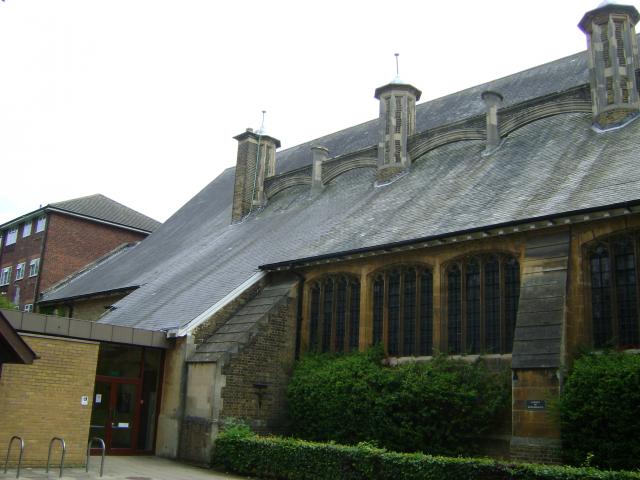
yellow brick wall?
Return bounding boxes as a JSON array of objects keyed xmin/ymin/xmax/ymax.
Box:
[
  {"xmin": 71, "ymin": 293, "xmax": 128, "ymax": 321},
  {"xmin": 0, "ymin": 334, "xmax": 99, "ymax": 467}
]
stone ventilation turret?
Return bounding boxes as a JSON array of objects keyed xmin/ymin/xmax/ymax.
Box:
[
  {"xmin": 311, "ymin": 145, "xmax": 329, "ymax": 193},
  {"xmin": 374, "ymin": 55, "xmax": 421, "ymax": 183},
  {"xmin": 481, "ymin": 90, "xmax": 503, "ymax": 154},
  {"xmin": 231, "ymin": 127, "xmax": 281, "ymax": 223},
  {"xmin": 579, "ymin": 2, "xmax": 640, "ymax": 130}
]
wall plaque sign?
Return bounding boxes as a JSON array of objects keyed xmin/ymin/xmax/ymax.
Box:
[{"xmin": 526, "ymin": 400, "xmax": 546, "ymax": 410}]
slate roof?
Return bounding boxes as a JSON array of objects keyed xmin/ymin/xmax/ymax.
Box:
[
  {"xmin": 1, "ymin": 194, "xmax": 160, "ymax": 232},
  {"xmin": 49, "ymin": 194, "xmax": 161, "ymax": 232},
  {"xmin": 274, "ymin": 49, "xmax": 588, "ymax": 175},
  {"xmin": 40, "ymin": 46, "xmax": 640, "ymax": 332}
]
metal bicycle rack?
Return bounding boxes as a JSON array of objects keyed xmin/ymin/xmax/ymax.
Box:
[
  {"xmin": 3, "ymin": 436, "xmax": 24, "ymax": 479},
  {"xmin": 85, "ymin": 437, "xmax": 106, "ymax": 477},
  {"xmin": 46, "ymin": 437, "xmax": 66, "ymax": 478}
]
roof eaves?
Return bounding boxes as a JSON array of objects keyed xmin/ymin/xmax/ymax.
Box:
[
  {"xmin": 0, "ymin": 206, "xmax": 46, "ymax": 231},
  {"xmin": 47, "ymin": 207, "xmax": 155, "ymax": 234},
  {"xmin": 260, "ymin": 200, "xmax": 640, "ymax": 271},
  {"xmin": 38, "ymin": 285, "xmax": 140, "ymax": 306}
]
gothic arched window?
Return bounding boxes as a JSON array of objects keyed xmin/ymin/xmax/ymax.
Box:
[
  {"xmin": 308, "ymin": 275, "xmax": 360, "ymax": 353},
  {"xmin": 445, "ymin": 254, "xmax": 520, "ymax": 354},
  {"xmin": 371, "ymin": 266, "xmax": 433, "ymax": 356},
  {"xmin": 588, "ymin": 235, "xmax": 640, "ymax": 349}
]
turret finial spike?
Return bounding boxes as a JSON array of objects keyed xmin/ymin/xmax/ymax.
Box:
[
  {"xmin": 260, "ymin": 110, "xmax": 266, "ymax": 133},
  {"xmin": 394, "ymin": 53, "xmax": 399, "ymax": 76}
]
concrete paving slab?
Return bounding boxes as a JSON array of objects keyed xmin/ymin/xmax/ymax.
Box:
[{"xmin": 0, "ymin": 456, "xmax": 248, "ymax": 480}]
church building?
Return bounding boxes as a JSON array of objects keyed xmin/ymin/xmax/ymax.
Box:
[{"xmin": 2, "ymin": 2, "xmax": 640, "ymax": 466}]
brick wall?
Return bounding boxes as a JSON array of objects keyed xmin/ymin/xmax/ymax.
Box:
[
  {"xmin": 0, "ymin": 222, "xmax": 45, "ymax": 307},
  {"xmin": 68, "ymin": 293, "xmax": 129, "ymax": 321},
  {"xmin": 40, "ymin": 213, "xmax": 146, "ymax": 292},
  {"xmin": 219, "ymin": 297, "xmax": 297, "ymax": 434},
  {"xmin": 0, "ymin": 334, "xmax": 99, "ymax": 467}
]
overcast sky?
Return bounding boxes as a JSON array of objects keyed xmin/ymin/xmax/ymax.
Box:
[{"xmin": 1, "ymin": 0, "xmax": 637, "ymax": 225}]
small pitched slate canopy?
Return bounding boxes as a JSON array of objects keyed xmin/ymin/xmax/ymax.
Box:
[{"xmin": 0, "ymin": 310, "xmax": 37, "ymax": 366}]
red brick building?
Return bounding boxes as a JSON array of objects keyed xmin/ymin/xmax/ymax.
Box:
[{"xmin": 0, "ymin": 194, "xmax": 160, "ymax": 312}]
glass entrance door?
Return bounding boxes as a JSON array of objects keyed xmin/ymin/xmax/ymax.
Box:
[
  {"xmin": 90, "ymin": 344, "xmax": 163, "ymax": 455},
  {"xmin": 90, "ymin": 380, "xmax": 140, "ymax": 453}
]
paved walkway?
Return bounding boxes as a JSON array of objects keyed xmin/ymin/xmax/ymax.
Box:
[{"xmin": 0, "ymin": 456, "xmax": 248, "ymax": 480}]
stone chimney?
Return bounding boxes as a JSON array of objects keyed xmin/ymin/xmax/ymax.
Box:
[
  {"xmin": 311, "ymin": 145, "xmax": 329, "ymax": 193},
  {"xmin": 374, "ymin": 78, "xmax": 421, "ymax": 183},
  {"xmin": 579, "ymin": 3, "xmax": 640, "ymax": 130},
  {"xmin": 231, "ymin": 128, "xmax": 281, "ymax": 223},
  {"xmin": 481, "ymin": 91, "xmax": 503, "ymax": 154}
]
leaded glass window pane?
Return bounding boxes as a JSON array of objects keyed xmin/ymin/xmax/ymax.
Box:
[
  {"xmin": 309, "ymin": 275, "xmax": 361, "ymax": 354},
  {"xmin": 335, "ymin": 278, "xmax": 347, "ymax": 353},
  {"xmin": 322, "ymin": 279, "xmax": 334, "ymax": 352},
  {"xmin": 419, "ymin": 270, "xmax": 433, "ymax": 355},
  {"xmin": 388, "ymin": 272, "xmax": 401, "ymax": 356},
  {"xmin": 403, "ymin": 270, "xmax": 417, "ymax": 356},
  {"xmin": 310, "ymin": 284, "xmax": 320, "ymax": 350},
  {"xmin": 504, "ymin": 257, "xmax": 520, "ymax": 353},
  {"xmin": 373, "ymin": 276, "xmax": 384, "ymax": 345},
  {"xmin": 466, "ymin": 260, "xmax": 481, "ymax": 353},
  {"xmin": 591, "ymin": 246, "xmax": 612, "ymax": 348},
  {"xmin": 349, "ymin": 282, "xmax": 360, "ymax": 350},
  {"xmin": 448, "ymin": 265, "xmax": 462, "ymax": 354},
  {"xmin": 447, "ymin": 255, "xmax": 519, "ymax": 355},
  {"xmin": 484, "ymin": 258, "xmax": 500, "ymax": 354},
  {"xmin": 614, "ymin": 239, "xmax": 639, "ymax": 347}
]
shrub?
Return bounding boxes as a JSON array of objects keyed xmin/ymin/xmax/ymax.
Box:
[
  {"xmin": 219, "ymin": 417, "xmax": 253, "ymax": 439},
  {"xmin": 559, "ymin": 351, "xmax": 640, "ymax": 470},
  {"xmin": 286, "ymin": 348, "xmax": 510, "ymax": 455},
  {"xmin": 0, "ymin": 294, "xmax": 17, "ymax": 310},
  {"xmin": 212, "ymin": 433, "xmax": 640, "ymax": 480}
]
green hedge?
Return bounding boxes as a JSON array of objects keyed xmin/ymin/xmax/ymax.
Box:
[
  {"xmin": 559, "ymin": 351, "xmax": 640, "ymax": 470},
  {"xmin": 286, "ymin": 348, "xmax": 510, "ymax": 455},
  {"xmin": 212, "ymin": 433, "xmax": 640, "ymax": 480}
]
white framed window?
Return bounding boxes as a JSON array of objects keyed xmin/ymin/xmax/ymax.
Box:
[
  {"xmin": 22, "ymin": 221, "xmax": 32, "ymax": 237},
  {"xmin": 35, "ymin": 216, "xmax": 46, "ymax": 233},
  {"xmin": 15, "ymin": 262, "xmax": 25, "ymax": 281},
  {"xmin": 1, "ymin": 266, "xmax": 12, "ymax": 285},
  {"xmin": 5, "ymin": 228, "xmax": 18, "ymax": 246},
  {"xmin": 24, "ymin": 304, "xmax": 33, "ymax": 312},
  {"xmin": 29, "ymin": 258, "xmax": 40, "ymax": 277}
]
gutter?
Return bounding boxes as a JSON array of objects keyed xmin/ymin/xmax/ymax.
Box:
[
  {"xmin": 260, "ymin": 200, "xmax": 640, "ymax": 271},
  {"xmin": 168, "ymin": 270, "xmax": 267, "ymax": 338}
]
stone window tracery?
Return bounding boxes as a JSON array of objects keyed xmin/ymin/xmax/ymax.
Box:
[
  {"xmin": 445, "ymin": 254, "xmax": 520, "ymax": 354},
  {"xmin": 588, "ymin": 234, "xmax": 640, "ymax": 349},
  {"xmin": 371, "ymin": 265, "xmax": 433, "ymax": 356},
  {"xmin": 309, "ymin": 274, "xmax": 360, "ymax": 353}
]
